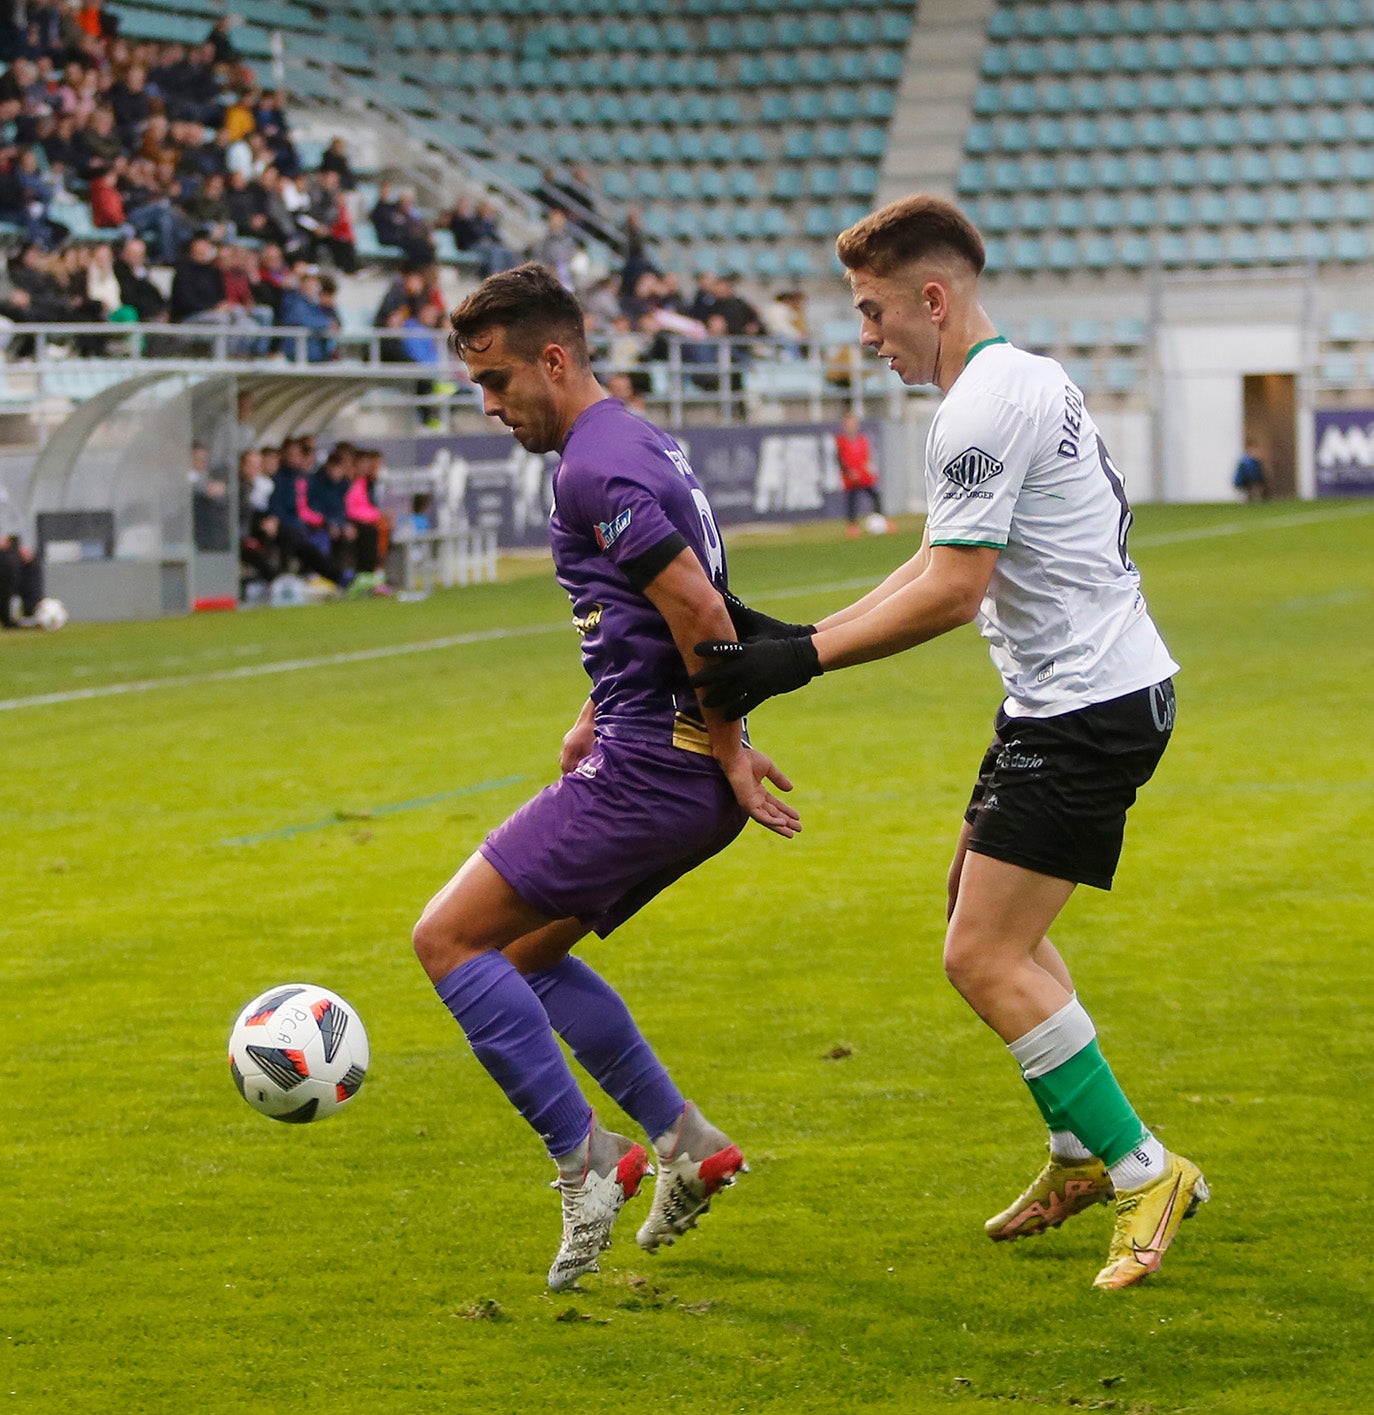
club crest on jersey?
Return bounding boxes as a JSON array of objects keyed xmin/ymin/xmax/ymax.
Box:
[
  {"xmin": 594, "ymin": 507, "xmax": 632, "ymax": 550},
  {"xmin": 942, "ymin": 446, "xmax": 1004, "ymax": 490}
]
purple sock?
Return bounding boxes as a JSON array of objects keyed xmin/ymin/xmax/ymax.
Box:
[
  {"xmin": 434, "ymin": 952, "xmax": 592, "ymax": 1159},
  {"xmin": 527, "ymin": 955, "xmax": 685, "ymax": 1141}
]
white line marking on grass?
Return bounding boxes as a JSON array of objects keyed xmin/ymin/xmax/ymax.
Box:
[
  {"xmin": 1130, "ymin": 502, "xmax": 1374, "ymax": 548},
  {"xmin": 0, "ymin": 623, "xmax": 564, "ymax": 713},
  {"xmin": 6, "ymin": 504, "xmax": 1369, "ymax": 714}
]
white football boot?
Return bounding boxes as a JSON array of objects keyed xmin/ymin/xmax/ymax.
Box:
[
  {"xmin": 637, "ymin": 1102, "xmax": 747, "ymax": 1254},
  {"xmin": 547, "ymin": 1117, "xmax": 651, "ymax": 1291}
]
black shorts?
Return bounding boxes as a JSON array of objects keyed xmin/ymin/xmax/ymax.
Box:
[{"xmin": 963, "ymin": 679, "xmax": 1176, "ymax": 891}]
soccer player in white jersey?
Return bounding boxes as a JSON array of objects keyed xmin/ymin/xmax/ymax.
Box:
[{"xmin": 693, "ymin": 195, "xmax": 1208, "ymax": 1289}]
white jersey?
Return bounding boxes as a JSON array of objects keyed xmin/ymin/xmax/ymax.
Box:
[{"xmin": 924, "ymin": 340, "xmax": 1177, "ymax": 716}]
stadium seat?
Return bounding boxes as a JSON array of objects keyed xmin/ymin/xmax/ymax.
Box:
[{"xmin": 1334, "ymin": 229, "xmax": 1369, "ymax": 262}]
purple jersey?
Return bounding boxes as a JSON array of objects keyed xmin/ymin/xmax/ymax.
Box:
[{"xmin": 551, "ymin": 398, "xmax": 726, "ymax": 753}]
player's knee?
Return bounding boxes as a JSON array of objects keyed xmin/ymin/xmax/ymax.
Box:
[
  {"xmin": 942, "ymin": 929, "xmax": 996, "ymax": 1005},
  {"xmin": 412, "ymin": 911, "xmax": 457, "ymax": 979}
]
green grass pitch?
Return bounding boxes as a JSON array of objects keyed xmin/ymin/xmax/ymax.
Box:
[{"xmin": 3, "ymin": 500, "xmax": 1372, "ymax": 1414}]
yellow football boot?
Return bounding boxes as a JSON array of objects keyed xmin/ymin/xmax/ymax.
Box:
[
  {"xmin": 1093, "ymin": 1151, "xmax": 1209, "ymax": 1290},
  {"xmin": 985, "ymin": 1148, "xmax": 1115, "ymax": 1242}
]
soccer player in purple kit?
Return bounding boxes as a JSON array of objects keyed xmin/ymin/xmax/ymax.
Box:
[{"xmin": 411, "ymin": 264, "xmax": 800, "ymax": 1291}]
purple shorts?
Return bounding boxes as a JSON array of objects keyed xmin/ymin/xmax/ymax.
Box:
[{"xmin": 480, "ymin": 737, "xmax": 748, "ymax": 937}]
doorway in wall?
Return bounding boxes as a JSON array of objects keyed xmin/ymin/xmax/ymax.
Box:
[{"xmin": 1242, "ymin": 373, "xmax": 1297, "ymax": 498}]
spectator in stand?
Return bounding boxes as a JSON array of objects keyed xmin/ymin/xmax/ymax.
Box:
[
  {"xmin": 447, "ymin": 195, "xmax": 482, "ymax": 252},
  {"xmin": 221, "ymin": 89, "xmax": 256, "ymax": 146},
  {"xmin": 9, "ymin": 242, "xmax": 74, "ymax": 322},
  {"xmin": 371, "ymin": 181, "xmax": 434, "ymax": 264},
  {"xmin": 762, "ymin": 287, "xmax": 808, "ymax": 357},
  {"xmin": 249, "ymin": 240, "xmax": 288, "ymax": 319},
  {"xmin": 318, "ymin": 136, "xmax": 355, "ymax": 192},
  {"xmin": 301, "ymin": 168, "xmax": 354, "ymax": 272},
  {"xmin": 16, "ymin": 146, "xmax": 66, "ymax": 246},
  {"xmin": 374, "ymin": 262, "xmax": 425, "ymax": 324},
  {"xmin": 256, "ymin": 165, "xmax": 305, "ymax": 254},
  {"xmin": 170, "ymin": 231, "xmax": 226, "ymax": 321},
  {"xmin": 114, "ymin": 235, "xmax": 166, "ymax": 322},
  {"xmin": 223, "ymin": 167, "xmax": 260, "ymax": 234},
  {"xmin": 87, "ymin": 157, "xmax": 125, "ymax": 230},
  {"xmin": 108, "ymin": 63, "xmax": 150, "ymax": 144},
  {"xmin": 529, "ymin": 207, "xmax": 577, "ymax": 286},
  {"xmin": 618, "ymin": 209, "xmax": 656, "ymax": 302},
  {"xmin": 410, "ymin": 303, "xmax": 450, "ymax": 425},
  {"xmin": 207, "ymin": 17, "xmax": 239, "ymax": 67},
  {"xmin": 76, "ymin": 1, "xmax": 109, "ymax": 41},
  {"xmin": 41, "ymin": 113, "xmax": 82, "ymax": 179},
  {"xmin": 712, "ymin": 271, "xmax": 763, "ymax": 337},
  {"xmin": 266, "ymin": 434, "xmax": 346, "ymax": 584},
  {"xmin": 77, "ymin": 104, "xmax": 121, "ymax": 175},
  {"xmin": 219, "ymin": 241, "xmax": 273, "ymax": 351},
  {"xmin": 278, "ymin": 268, "xmax": 339, "ymax": 363},
  {"xmin": 185, "ymin": 171, "xmax": 234, "ymax": 241},
  {"xmin": 84, "ymin": 239, "xmax": 123, "ymax": 317},
  {"xmin": 122, "ymin": 156, "xmax": 191, "ymax": 262}
]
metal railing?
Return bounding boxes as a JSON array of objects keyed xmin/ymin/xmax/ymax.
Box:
[{"xmin": 0, "ymin": 321, "xmax": 923, "ymax": 431}]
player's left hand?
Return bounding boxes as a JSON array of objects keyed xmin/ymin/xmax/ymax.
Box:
[
  {"xmin": 691, "ymin": 636, "xmax": 822, "ymax": 720},
  {"xmin": 721, "ymin": 745, "xmax": 800, "ymax": 838}
]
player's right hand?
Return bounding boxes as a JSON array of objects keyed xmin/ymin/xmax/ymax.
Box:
[
  {"xmin": 559, "ymin": 718, "xmax": 596, "ymax": 774},
  {"xmin": 721, "ymin": 746, "xmax": 800, "ymax": 839}
]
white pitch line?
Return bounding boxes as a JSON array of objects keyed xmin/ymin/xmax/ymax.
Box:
[
  {"xmin": 4, "ymin": 504, "xmax": 1370, "ymax": 713},
  {"xmin": 0, "ymin": 623, "xmax": 564, "ymax": 712}
]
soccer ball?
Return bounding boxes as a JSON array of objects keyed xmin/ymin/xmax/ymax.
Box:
[
  {"xmin": 228, "ymin": 983, "xmax": 369, "ymax": 1123},
  {"xmin": 32, "ymin": 597, "xmax": 68, "ymax": 630},
  {"xmin": 863, "ymin": 513, "xmax": 891, "ymax": 536}
]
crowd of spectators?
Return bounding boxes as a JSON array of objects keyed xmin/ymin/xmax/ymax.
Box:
[
  {"xmin": 0, "ymin": 2, "xmax": 813, "ymax": 396},
  {"xmin": 230, "ymin": 432, "xmax": 392, "ymax": 596},
  {"xmin": 0, "ymin": 3, "xmax": 378, "ymax": 360}
]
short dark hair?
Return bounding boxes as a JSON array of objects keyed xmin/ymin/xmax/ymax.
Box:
[
  {"xmin": 448, "ymin": 261, "xmax": 589, "ymax": 367},
  {"xmin": 836, "ymin": 194, "xmax": 985, "ymax": 279}
]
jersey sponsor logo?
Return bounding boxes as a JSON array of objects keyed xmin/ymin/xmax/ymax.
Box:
[
  {"xmin": 594, "ymin": 507, "xmax": 633, "ymax": 550},
  {"xmin": 1149, "ymin": 681, "xmax": 1176, "ymax": 733},
  {"xmin": 996, "ymin": 744, "xmax": 1046, "ymax": 771},
  {"xmin": 942, "ymin": 446, "xmax": 1004, "ymax": 490},
  {"xmin": 571, "ymin": 602, "xmax": 604, "ymax": 637},
  {"xmin": 1036, "ymin": 661, "xmax": 1056, "ymax": 683}
]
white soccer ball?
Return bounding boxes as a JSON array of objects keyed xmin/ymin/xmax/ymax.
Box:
[
  {"xmin": 32, "ymin": 597, "xmax": 68, "ymax": 630},
  {"xmin": 229, "ymin": 983, "xmax": 370, "ymax": 1123},
  {"xmin": 864, "ymin": 513, "xmax": 890, "ymax": 535}
]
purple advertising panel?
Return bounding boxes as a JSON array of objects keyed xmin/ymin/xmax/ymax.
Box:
[
  {"xmin": 373, "ymin": 421, "xmax": 872, "ymax": 547},
  {"xmin": 1314, "ymin": 409, "xmax": 1374, "ymax": 497}
]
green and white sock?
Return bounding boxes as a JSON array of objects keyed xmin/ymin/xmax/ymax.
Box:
[
  {"xmin": 1008, "ymin": 997, "xmax": 1165, "ymax": 1187},
  {"xmin": 1050, "ymin": 1130, "xmax": 1093, "ymax": 1161}
]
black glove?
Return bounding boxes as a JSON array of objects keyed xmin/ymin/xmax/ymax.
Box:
[
  {"xmin": 722, "ymin": 589, "xmax": 815, "ymax": 643},
  {"xmin": 690, "ymin": 635, "xmax": 822, "ymax": 721}
]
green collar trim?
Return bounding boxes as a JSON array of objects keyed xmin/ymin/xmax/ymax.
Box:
[{"xmin": 964, "ymin": 335, "xmax": 1008, "ymax": 367}]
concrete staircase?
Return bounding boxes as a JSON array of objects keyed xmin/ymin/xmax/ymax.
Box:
[{"xmin": 878, "ymin": 0, "xmax": 995, "ymax": 206}]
